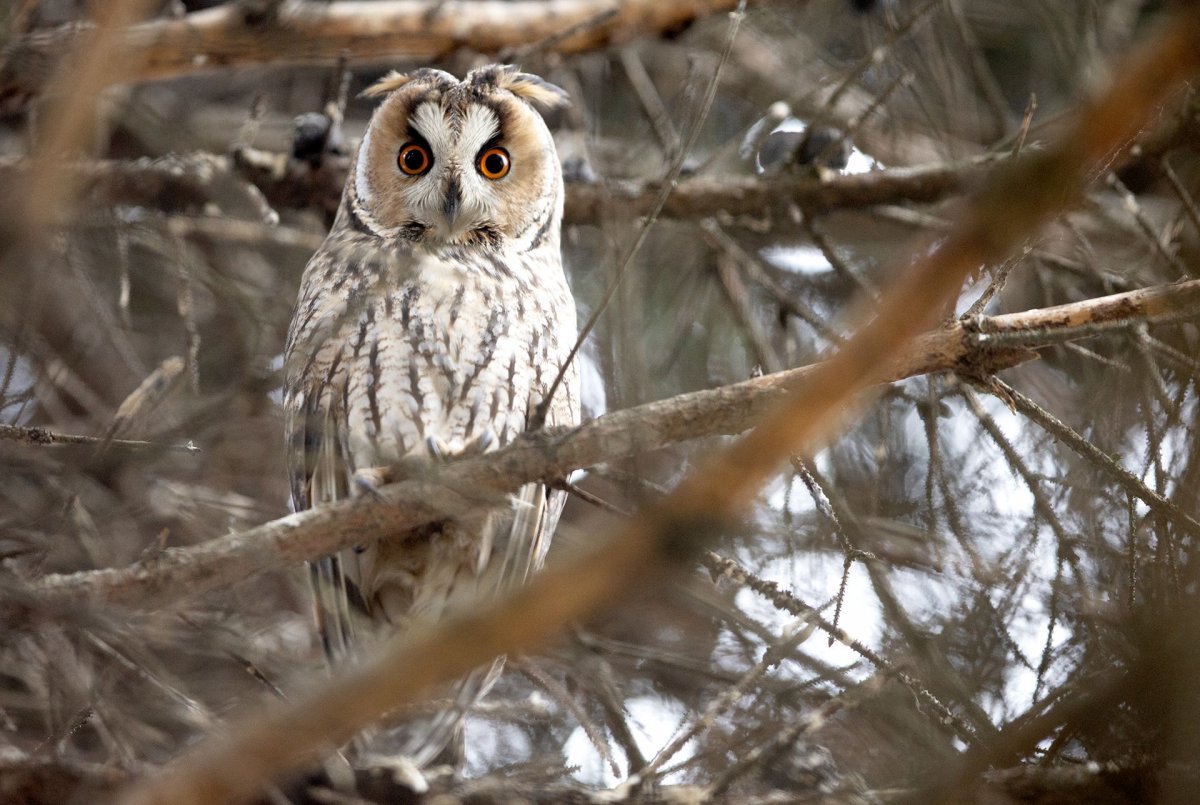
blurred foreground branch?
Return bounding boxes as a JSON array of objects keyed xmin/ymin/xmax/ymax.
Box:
[
  {"xmin": 4, "ymin": 0, "xmax": 159, "ymax": 255},
  {"xmin": 0, "ymin": 0, "xmax": 759, "ymax": 110},
  {"xmin": 74, "ymin": 8, "xmax": 1200, "ymax": 800}
]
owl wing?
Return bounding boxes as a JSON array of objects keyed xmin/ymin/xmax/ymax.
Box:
[
  {"xmin": 486, "ymin": 380, "xmax": 578, "ymax": 599},
  {"xmin": 285, "ymin": 233, "xmax": 578, "ymax": 763},
  {"xmin": 285, "ymin": 234, "xmax": 391, "ymax": 662},
  {"xmin": 286, "ymin": 340, "xmax": 359, "ymax": 661},
  {"xmin": 283, "ymin": 242, "xmax": 479, "ymax": 765}
]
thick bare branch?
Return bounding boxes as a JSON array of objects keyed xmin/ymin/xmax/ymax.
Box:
[
  {"xmin": 0, "ymin": 753, "xmax": 1156, "ymax": 804},
  {"xmin": 1, "ymin": 0, "xmax": 761, "ymax": 109},
  {"xmin": 565, "ymin": 159, "xmax": 984, "ymax": 221}
]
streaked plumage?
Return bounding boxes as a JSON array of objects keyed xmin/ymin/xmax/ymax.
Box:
[{"xmin": 283, "ymin": 65, "xmax": 578, "ymax": 765}]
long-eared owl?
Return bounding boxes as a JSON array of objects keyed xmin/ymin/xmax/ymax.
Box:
[{"xmin": 283, "ymin": 65, "xmax": 579, "ymax": 765}]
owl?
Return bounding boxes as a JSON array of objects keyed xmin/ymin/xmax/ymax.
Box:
[{"xmin": 283, "ymin": 65, "xmax": 579, "ymax": 765}]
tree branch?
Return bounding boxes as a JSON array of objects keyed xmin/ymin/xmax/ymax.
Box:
[
  {"xmin": 0, "ymin": 753, "xmax": 1159, "ymax": 804},
  {"xmin": 28, "ymin": 283, "xmax": 1200, "ymax": 611},
  {"xmin": 564, "ymin": 159, "xmax": 985, "ymax": 221},
  {"xmin": 0, "ymin": 423, "xmax": 199, "ymax": 453},
  {"xmin": 1, "ymin": 0, "xmax": 762, "ymax": 110},
  {"xmin": 0, "ymin": 151, "xmax": 988, "ymax": 227}
]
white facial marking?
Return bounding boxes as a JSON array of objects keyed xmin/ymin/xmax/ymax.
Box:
[
  {"xmin": 461, "ymin": 105, "xmax": 500, "ymax": 157},
  {"xmin": 354, "ymin": 120, "xmax": 376, "ymax": 206},
  {"xmin": 397, "ymin": 101, "xmax": 505, "ymax": 241},
  {"xmin": 453, "ymin": 105, "xmax": 502, "ymax": 230},
  {"xmin": 410, "ymin": 102, "xmax": 454, "ymax": 161}
]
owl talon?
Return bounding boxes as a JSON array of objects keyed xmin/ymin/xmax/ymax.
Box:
[
  {"xmin": 472, "ymin": 428, "xmax": 496, "ymax": 454},
  {"xmin": 356, "ymin": 753, "xmax": 430, "ymax": 794},
  {"xmin": 425, "ymin": 435, "xmax": 452, "ymax": 461},
  {"xmin": 353, "ymin": 466, "xmax": 393, "ymax": 497}
]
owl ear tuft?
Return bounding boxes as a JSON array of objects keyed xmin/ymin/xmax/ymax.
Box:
[
  {"xmin": 362, "ymin": 68, "xmax": 455, "ymax": 99},
  {"xmin": 362, "ymin": 70, "xmax": 414, "ymax": 98},
  {"xmin": 494, "ymin": 66, "xmax": 570, "ymax": 110}
]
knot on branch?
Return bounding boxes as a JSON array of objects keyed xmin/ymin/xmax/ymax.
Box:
[{"xmin": 957, "ymin": 315, "xmax": 1040, "ymax": 379}]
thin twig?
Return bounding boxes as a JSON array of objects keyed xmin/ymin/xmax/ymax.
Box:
[
  {"xmin": 700, "ymin": 550, "xmax": 976, "ymax": 745},
  {"xmin": 1011, "ymin": 94, "xmax": 1037, "ymax": 158},
  {"xmin": 1161, "ymin": 154, "xmax": 1200, "ymax": 236},
  {"xmin": 0, "ymin": 423, "xmax": 199, "ymax": 453},
  {"xmin": 995, "ymin": 379, "xmax": 1200, "ymax": 540},
  {"xmin": 534, "ymin": 0, "xmax": 749, "ymax": 428}
]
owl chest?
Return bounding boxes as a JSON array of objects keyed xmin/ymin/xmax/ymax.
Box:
[{"xmin": 332, "ymin": 274, "xmax": 560, "ymax": 463}]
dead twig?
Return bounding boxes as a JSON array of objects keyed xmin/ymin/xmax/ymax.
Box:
[{"xmin": 0, "ymin": 423, "xmax": 199, "ymax": 454}]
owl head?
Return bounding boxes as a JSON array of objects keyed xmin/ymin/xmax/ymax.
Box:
[{"xmin": 348, "ymin": 65, "xmax": 569, "ymax": 250}]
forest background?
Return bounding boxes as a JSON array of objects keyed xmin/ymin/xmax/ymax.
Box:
[{"xmin": 3, "ymin": 1, "xmax": 1200, "ymax": 803}]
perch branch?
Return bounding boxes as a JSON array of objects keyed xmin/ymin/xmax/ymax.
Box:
[{"xmin": 31, "ymin": 278, "xmax": 1200, "ymax": 611}]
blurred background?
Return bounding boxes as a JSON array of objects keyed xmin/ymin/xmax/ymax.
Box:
[{"xmin": 2, "ymin": 0, "xmax": 1200, "ymax": 802}]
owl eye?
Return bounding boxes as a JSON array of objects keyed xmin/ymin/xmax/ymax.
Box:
[
  {"xmin": 398, "ymin": 143, "xmax": 431, "ymax": 176},
  {"xmin": 477, "ymin": 147, "xmax": 510, "ymax": 180}
]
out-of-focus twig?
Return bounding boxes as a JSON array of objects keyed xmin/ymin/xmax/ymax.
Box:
[
  {"xmin": 99, "ymin": 356, "xmax": 187, "ymax": 445},
  {"xmin": 7, "ymin": 0, "xmax": 159, "ymax": 253}
]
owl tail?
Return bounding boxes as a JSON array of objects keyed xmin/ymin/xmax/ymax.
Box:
[
  {"xmin": 309, "ymin": 554, "xmax": 357, "ymax": 662},
  {"xmin": 305, "ymin": 479, "xmax": 564, "ymax": 768},
  {"xmin": 355, "ymin": 657, "xmax": 505, "ymax": 768},
  {"xmin": 308, "ymin": 553, "xmax": 506, "ymax": 768}
]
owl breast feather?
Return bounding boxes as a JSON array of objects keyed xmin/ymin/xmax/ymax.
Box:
[{"xmin": 293, "ymin": 241, "xmax": 577, "ymax": 479}]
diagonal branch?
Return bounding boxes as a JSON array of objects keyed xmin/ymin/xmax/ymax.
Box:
[
  {"xmin": 30, "ymin": 278, "xmax": 1200, "ymax": 611},
  {"xmin": 113, "ymin": 10, "xmax": 1200, "ymax": 804}
]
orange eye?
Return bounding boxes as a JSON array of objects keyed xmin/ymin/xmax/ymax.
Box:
[
  {"xmin": 477, "ymin": 147, "xmax": 510, "ymax": 180},
  {"xmin": 397, "ymin": 143, "xmax": 431, "ymax": 176}
]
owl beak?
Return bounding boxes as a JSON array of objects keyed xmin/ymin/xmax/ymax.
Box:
[{"xmin": 442, "ymin": 176, "xmax": 462, "ymax": 230}]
